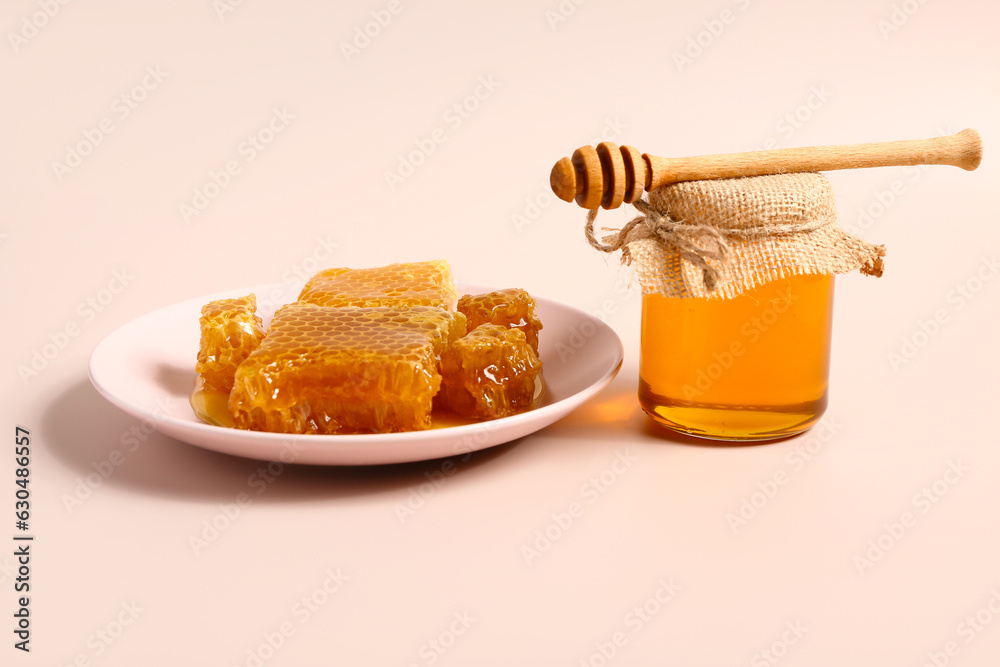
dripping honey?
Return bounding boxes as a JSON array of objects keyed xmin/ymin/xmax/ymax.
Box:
[{"xmin": 639, "ymin": 274, "xmax": 834, "ymax": 441}]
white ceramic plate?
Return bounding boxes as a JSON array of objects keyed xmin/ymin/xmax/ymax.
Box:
[{"xmin": 88, "ymin": 283, "xmax": 624, "ymax": 465}]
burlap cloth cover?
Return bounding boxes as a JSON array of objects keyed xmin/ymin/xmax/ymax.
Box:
[{"xmin": 587, "ymin": 172, "xmax": 885, "ymax": 299}]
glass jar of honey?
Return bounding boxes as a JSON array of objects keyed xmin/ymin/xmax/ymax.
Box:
[{"xmin": 638, "ymin": 273, "xmax": 834, "ymax": 441}]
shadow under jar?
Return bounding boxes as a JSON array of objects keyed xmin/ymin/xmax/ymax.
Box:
[{"xmin": 639, "ymin": 273, "xmax": 834, "ymax": 441}]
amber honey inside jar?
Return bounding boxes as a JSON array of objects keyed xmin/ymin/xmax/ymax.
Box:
[{"xmin": 639, "ymin": 273, "xmax": 834, "ymax": 441}]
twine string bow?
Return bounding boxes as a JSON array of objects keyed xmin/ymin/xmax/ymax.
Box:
[
  {"xmin": 584, "ymin": 198, "xmax": 829, "ymax": 292},
  {"xmin": 585, "ymin": 199, "xmax": 733, "ymax": 291}
]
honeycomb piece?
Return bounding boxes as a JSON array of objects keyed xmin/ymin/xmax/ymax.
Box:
[
  {"xmin": 298, "ymin": 260, "xmax": 459, "ymax": 309},
  {"xmin": 302, "ymin": 304, "xmax": 466, "ymax": 365},
  {"xmin": 229, "ymin": 303, "xmax": 444, "ymax": 434},
  {"xmin": 457, "ymin": 288, "xmax": 542, "ymax": 353},
  {"xmin": 195, "ymin": 294, "xmax": 265, "ymax": 392},
  {"xmin": 388, "ymin": 307, "xmax": 467, "ymax": 361},
  {"xmin": 438, "ymin": 324, "xmax": 542, "ymax": 420}
]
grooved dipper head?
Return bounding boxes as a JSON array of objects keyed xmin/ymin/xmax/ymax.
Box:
[{"xmin": 550, "ymin": 157, "xmax": 577, "ymax": 203}]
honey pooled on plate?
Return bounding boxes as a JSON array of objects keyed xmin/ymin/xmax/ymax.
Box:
[
  {"xmin": 228, "ymin": 302, "xmax": 454, "ymax": 435},
  {"xmin": 195, "ymin": 294, "xmax": 266, "ymax": 392},
  {"xmin": 298, "ymin": 260, "xmax": 458, "ymax": 309},
  {"xmin": 457, "ymin": 288, "xmax": 542, "ymax": 353},
  {"xmin": 438, "ymin": 324, "xmax": 543, "ymax": 419}
]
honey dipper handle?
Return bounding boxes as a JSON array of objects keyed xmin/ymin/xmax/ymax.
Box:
[{"xmin": 645, "ymin": 129, "xmax": 983, "ymax": 191}]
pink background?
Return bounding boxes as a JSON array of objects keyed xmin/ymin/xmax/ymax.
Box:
[{"xmin": 2, "ymin": 0, "xmax": 998, "ymax": 664}]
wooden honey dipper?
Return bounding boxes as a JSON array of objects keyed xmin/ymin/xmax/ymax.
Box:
[{"xmin": 550, "ymin": 129, "xmax": 983, "ymax": 210}]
